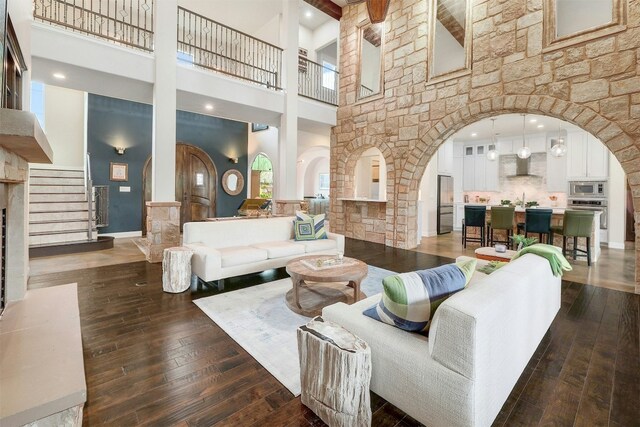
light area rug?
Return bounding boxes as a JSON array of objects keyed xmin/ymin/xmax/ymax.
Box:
[{"xmin": 193, "ymin": 265, "xmax": 394, "ymax": 396}]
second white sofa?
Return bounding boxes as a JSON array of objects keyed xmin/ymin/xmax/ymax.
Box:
[{"xmin": 183, "ymin": 216, "xmax": 345, "ymax": 286}]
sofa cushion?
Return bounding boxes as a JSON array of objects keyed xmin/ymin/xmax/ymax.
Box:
[
  {"xmin": 293, "ymin": 238, "xmax": 337, "ymax": 253},
  {"xmin": 219, "ymin": 246, "xmax": 268, "ymax": 268},
  {"xmin": 251, "ymin": 241, "xmax": 306, "ymax": 259},
  {"xmin": 296, "ymin": 211, "xmax": 328, "ymax": 239},
  {"xmin": 363, "ymin": 260, "xmax": 476, "ymax": 334}
]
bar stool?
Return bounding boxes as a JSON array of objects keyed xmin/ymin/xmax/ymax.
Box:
[
  {"xmin": 486, "ymin": 206, "xmax": 515, "ymax": 248},
  {"xmin": 551, "ymin": 210, "xmax": 595, "ymax": 266},
  {"xmin": 517, "ymin": 208, "xmax": 553, "ymax": 244},
  {"xmin": 462, "ymin": 205, "xmax": 486, "ymax": 248}
]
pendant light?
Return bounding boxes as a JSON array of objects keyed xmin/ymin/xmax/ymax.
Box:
[
  {"xmin": 516, "ymin": 114, "xmax": 531, "ymax": 159},
  {"xmin": 550, "ymin": 122, "xmax": 568, "ymax": 157},
  {"xmin": 486, "ymin": 118, "xmax": 498, "ymax": 161}
]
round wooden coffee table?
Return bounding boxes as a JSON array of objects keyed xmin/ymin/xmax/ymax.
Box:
[{"xmin": 285, "ymin": 255, "xmax": 368, "ymax": 317}]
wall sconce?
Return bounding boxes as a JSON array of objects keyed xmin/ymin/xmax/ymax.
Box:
[
  {"xmin": 115, "ymin": 147, "xmax": 126, "ymax": 155},
  {"xmin": 229, "ymin": 157, "xmax": 238, "ymax": 164}
]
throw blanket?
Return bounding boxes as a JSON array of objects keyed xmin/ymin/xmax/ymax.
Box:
[
  {"xmin": 511, "ymin": 244, "xmax": 572, "ymax": 277},
  {"xmin": 477, "ymin": 261, "xmax": 508, "ymax": 275}
]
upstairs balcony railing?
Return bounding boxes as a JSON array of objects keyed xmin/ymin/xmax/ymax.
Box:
[
  {"xmin": 298, "ymin": 56, "xmax": 339, "ymax": 106},
  {"xmin": 177, "ymin": 6, "xmax": 282, "ymax": 90},
  {"xmin": 34, "ymin": 0, "xmax": 154, "ymax": 51}
]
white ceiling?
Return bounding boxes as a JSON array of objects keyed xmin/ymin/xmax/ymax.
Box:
[
  {"xmin": 299, "ymin": 0, "xmax": 334, "ymax": 31},
  {"xmin": 451, "ymin": 113, "xmax": 584, "ymax": 143}
]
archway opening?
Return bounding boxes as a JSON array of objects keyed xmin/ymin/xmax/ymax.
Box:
[
  {"xmin": 417, "ymin": 113, "xmax": 634, "ymax": 291},
  {"xmin": 354, "ymin": 147, "xmax": 387, "ymax": 201},
  {"xmin": 250, "ymin": 153, "xmax": 273, "ymax": 199}
]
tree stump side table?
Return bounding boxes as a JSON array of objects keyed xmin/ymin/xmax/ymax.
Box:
[
  {"xmin": 297, "ymin": 317, "xmax": 372, "ymax": 427},
  {"xmin": 162, "ymin": 247, "xmax": 194, "ymax": 293}
]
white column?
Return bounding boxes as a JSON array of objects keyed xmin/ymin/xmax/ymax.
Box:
[
  {"xmin": 151, "ymin": 0, "xmax": 178, "ymax": 202},
  {"xmin": 6, "ymin": 183, "xmax": 28, "ymax": 302},
  {"xmin": 277, "ymin": 0, "xmax": 299, "ymax": 200}
]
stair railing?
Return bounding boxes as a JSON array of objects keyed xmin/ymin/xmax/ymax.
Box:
[{"xmin": 85, "ymin": 152, "xmax": 93, "ymax": 240}]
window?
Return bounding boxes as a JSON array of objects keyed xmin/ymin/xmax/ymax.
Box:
[
  {"xmin": 319, "ymin": 173, "xmax": 330, "ymax": 190},
  {"xmin": 30, "ymin": 81, "xmax": 46, "ymax": 130},
  {"xmin": 322, "ymin": 61, "xmax": 336, "ymax": 90},
  {"xmin": 543, "ymin": 0, "xmax": 626, "ymax": 51},
  {"xmin": 428, "ymin": 0, "xmax": 472, "ymax": 83},
  {"xmin": 177, "ymin": 50, "xmax": 194, "ymax": 65}
]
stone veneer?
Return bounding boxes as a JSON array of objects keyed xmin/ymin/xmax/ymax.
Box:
[
  {"xmin": 143, "ymin": 201, "xmax": 181, "ymax": 263},
  {"xmin": 331, "ymin": 0, "xmax": 640, "ymax": 293}
]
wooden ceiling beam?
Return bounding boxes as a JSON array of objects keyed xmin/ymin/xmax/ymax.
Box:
[{"xmin": 303, "ymin": 0, "xmax": 343, "ymax": 21}]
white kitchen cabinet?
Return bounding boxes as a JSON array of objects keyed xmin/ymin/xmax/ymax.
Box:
[
  {"xmin": 463, "ymin": 145, "xmax": 475, "ymax": 191},
  {"xmin": 437, "ymin": 139, "xmax": 454, "ymax": 175},
  {"xmin": 566, "ymin": 131, "xmax": 609, "ymax": 180},
  {"xmin": 454, "ymin": 203, "xmax": 465, "ymax": 231},
  {"xmin": 497, "ymin": 138, "xmax": 513, "ymax": 155},
  {"xmin": 474, "ymin": 147, "xmax": 487, "ymax": 190},
  {"xmin": 527, "ymin": 135, "xmax": 546, "ymax": 153},
  {"xmin": 546, "ymin": 148, "xmax": 567, "ymax": 192},
  {"xmin": 485, "ymin": 153, "xmax": 500, "ymax": 191},
  {"xmin": 586, "ymin": 134, "xmax": 609, "ymax": 179}
]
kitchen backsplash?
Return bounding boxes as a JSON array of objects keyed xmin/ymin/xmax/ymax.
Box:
[{"xmin": 465, "ymin": 153, "xmax": 568, "ymax": 207}]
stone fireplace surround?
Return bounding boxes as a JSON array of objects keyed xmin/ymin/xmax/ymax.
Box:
[{"xmin": 331, "ymin": 0, "xmax": 640, "ymax": 293}]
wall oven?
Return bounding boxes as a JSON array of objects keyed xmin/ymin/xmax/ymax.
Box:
[
  {"xmin": 567, "ymin": 198, "xmax": 607, "ymax": 230},
  {"xmin": 569, "ymin": 181, "xmax": 606, "ymax": 198}
]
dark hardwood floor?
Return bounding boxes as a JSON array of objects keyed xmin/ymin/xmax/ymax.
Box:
[{"xmin": 28, "ymin": 238, "xmax": 640, "ymax": 426}]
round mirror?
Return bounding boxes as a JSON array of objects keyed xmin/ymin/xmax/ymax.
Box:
[{"xmin": 222, "ymin": 169, "xmax": 245, "ymax": 196}]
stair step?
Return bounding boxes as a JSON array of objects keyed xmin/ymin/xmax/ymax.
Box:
[
  {"xmin": 30, "ymin": 227, "xmax": 97, "ymax": 236},
  {"xmin": 30, "ymin": 177, "xmax": 85, "ymax": 186},
  {"xmin": 30, "ymin": 221, "xmax": 94, "ymax": 233},
  {"xmin": 29, "ymin": 231, "xmax": 93, "ymax": 246},
  {"xmin": 29, "ymin": 185, "xmax": 85, "ymax": 194},
  {"xmin": 29, "ymin": 202, "xmax": 90, "ymax": 212},
  {"xmin": 30, "ymin": 168, "xmax": 84, "ymax": 178},
  {"xmin": 29, "ymin": 193, "xmax": 87, "ymax": 203},
  {"xmin": 30, "ymin": 211, "xmax": 94, "ymax": 222}
]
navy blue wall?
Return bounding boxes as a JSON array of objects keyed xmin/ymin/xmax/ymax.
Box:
[{"xmin": 87, "ymin": 94, "xmax": 248, "ymax": 234}]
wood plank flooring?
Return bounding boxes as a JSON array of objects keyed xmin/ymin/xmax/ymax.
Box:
[{"xmin": 27, "ymin": 238, "xmax": 640, "ymax": 426}]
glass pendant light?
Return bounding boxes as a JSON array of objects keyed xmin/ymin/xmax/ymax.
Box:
[
  {"xmin": 550, "ymin": 122, "xmax": 567, "ymax": 157},
  {"xmin": 517, "ymin": 114, "xmax": 531, "ymax": 159},
  {"xmin": 486, "ymin": 118, "xmax": 498, "ymax": 161}
]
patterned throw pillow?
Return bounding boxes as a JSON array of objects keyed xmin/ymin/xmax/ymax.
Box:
[
  {"xmin": 363, "ymin": 259, "xmax": 477, "ymax": 334},
  {"xmin": 294, "ymin": 219, "xmax": 317, "ymax": 241},
  {"xmin": 295, "ymin": 211, "xmax": 327, "ymax": 239}
]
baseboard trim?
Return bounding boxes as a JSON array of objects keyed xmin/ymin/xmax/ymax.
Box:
[
  {"xmin": 422, "ymin": 231, "xmax": 438, "ymax": 238},
  {"xmin": 608, "ymin": 242, "xmax": 625, "ymax": 250},
  {"xmin": 99, "ymin": 231, "xmax": 142, "ymax": 238}
]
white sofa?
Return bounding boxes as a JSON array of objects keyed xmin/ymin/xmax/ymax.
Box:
[
  {"xmin": 183, "ymin": 216, "xmax": 345, "ymax": 286},
  {"xmin": 322, "ymin": 254, "xmax": 561, "ymax": 427}
]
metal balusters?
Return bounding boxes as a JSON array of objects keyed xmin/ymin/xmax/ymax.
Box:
[
  {"xmin": 297, "ymin": 56, "xmax": 339, "ymax": 106},
  {"xmin": 176, "ymin": 6, "xmax": 282, "ymax": 90},
  {"xmin": 33, "ymin": 0, "xmax": 154, "ymax": 51}
]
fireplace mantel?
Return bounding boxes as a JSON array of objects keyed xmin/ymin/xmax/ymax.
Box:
[{"xmin": 0, "ymin": 109, "xmax": 53, "ymax": 164}]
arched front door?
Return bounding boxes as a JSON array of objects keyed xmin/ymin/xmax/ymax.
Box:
[{"xmin": 142, "ymin": 143, "xmax": 217, "ymax": 233}]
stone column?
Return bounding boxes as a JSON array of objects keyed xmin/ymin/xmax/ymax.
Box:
[
  {"xmin": 276, "ymin": 0, "xmax": 299, "ymax": 200},
  {"xmin": 6, "ymin": 182, "xmax": 28, "ymax": 302},
  {"xmin": 144, "ymin": 202, "xmax": 180, "ymax": 263}
]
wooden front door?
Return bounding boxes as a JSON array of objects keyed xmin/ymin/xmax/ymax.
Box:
[{"xmin": 142, "ymin": 143, "xmax": 217, "ymax": 233}]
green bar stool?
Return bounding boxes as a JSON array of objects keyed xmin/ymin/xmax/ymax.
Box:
[
  {"xmin": 552, "ymin": 210, "xmax": 595, "ymax": 266},
  {"xmin": 462, "ymin": 205, "xmax": 486, "ymax": 248},
  {"xmin": 487, "ymin": 206, "xmax": 515, "ymax": 249}
]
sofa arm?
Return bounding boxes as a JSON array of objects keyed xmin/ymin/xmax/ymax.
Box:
[
  {"xmin": 327, "ymin": 232, "xmax": 345, "ymax": 253},
  {"xmin": 185, "ymin": 243, "xmax": 222, "ymax": 282}
]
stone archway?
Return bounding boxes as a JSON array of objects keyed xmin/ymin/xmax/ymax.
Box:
[
  {"xmin": 401, "ymin": 94, "xmax": 639, "ymax": 292},
  {"xmin": 331, "ymin": 135, "xmax": 399, "ymax": 245}
]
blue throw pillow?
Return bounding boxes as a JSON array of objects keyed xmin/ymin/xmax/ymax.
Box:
[
  {"xmin": 363, "ymin": 259, "xmax": 476, "ymax": 334},
  {"xmin": 296, "ymin": 211, "xmax": 327, "ymax": 239}
]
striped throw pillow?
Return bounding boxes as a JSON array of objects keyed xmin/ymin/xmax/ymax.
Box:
[
  {"xmin": 363, "ymin": 259, "xmax": 476, "ymax": 334},
  {"xmin": 293, "ymin": 219, "xmax": 316, "ymax": 241},
  {"xmin": 295, "ymin": 211, "xmax": 327, "ymax": 239}
]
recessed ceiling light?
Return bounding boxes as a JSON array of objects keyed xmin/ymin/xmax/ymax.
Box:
[
  {"xmin": 305, "ymin": 10, "xmax": 312, "ymax": 18},
  {"xmin": 537, "ymin": 124, "xmax": 544, "ymax": 128},
  {"xmin": 471, "ymin": 132, "xmax": 478, "ymax": 137},
  {"xmin": 529, "ymin": 118, "xmax": 537, "ymax": 123},
  {"xmin": 53, "ymin": 72, "xmax": 66, "ymax": 80},
  {"xmin": 205, "ymin": 104, "xmax": 214, "ymax": 110}
]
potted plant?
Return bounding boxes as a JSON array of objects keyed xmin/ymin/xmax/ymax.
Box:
[{"xmin": 510, "ymin": 234, "xmax": 538, "ymax": 251}]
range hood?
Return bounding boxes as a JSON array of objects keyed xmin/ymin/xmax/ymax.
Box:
[{"xmin": 506, "ymin": 155, "xmax": 540, "ymax": 178}]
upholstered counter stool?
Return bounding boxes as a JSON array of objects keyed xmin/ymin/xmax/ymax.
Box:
[
  {"xmin": 487, "ymin": 206, "xmax": 515, "ymax": 248},
  {"xmin": 298, "ymin": 317, "xmax": 371, "ymax": 427},
  {"xmin": 551, "ymin": 210, "xmax": 595, "ymax": 266},
  {"xmin": 462, "ymin": 205, "xmax": 487, "ymax": 248},
  {"xmin": 517, "ymin": 208, "xmax": 553, "ymax": 244},
  {"xmin": 162, "ymin": 247, "xmax": 194, "ymax": 293}
]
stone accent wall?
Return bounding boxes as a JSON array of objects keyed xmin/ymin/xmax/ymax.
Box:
[
  {"xmin": 331, "ymin": 0, "xmax": 640, "ymax": 292},
  {"xmin": 342, "ymin": 200, "xmax": 387, "ymax": 243}
]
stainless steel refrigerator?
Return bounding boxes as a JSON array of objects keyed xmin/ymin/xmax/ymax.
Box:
[{"xmin": 437, "ymin": 175, "xmax": 453, "ymax": 234}]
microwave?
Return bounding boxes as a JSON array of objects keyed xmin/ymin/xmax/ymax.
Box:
[{"xmin": 569, "ymin": 181, "xmax": 607, "ymax": 198}]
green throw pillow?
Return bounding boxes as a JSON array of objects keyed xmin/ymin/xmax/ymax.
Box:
[
  {"xmin": 294, "ymin": 219, "xmax": 316, "ymax": 241},
  {"xmin": 296, "ymin": 211, "xmax": 327, "ymax": 239},
  {"xmin": 455, "ymin": 258, "xmax": 477, "ymax": 285}
]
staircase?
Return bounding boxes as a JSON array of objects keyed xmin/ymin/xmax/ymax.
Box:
[{"xmin": 28, "ymin": 167, "xmax": 97, "ymax": 248}]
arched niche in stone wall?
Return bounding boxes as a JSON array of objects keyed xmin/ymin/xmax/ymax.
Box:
[{"xmin": 354, "ymin": 147, "xmax": 387, "ymax": 201}]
